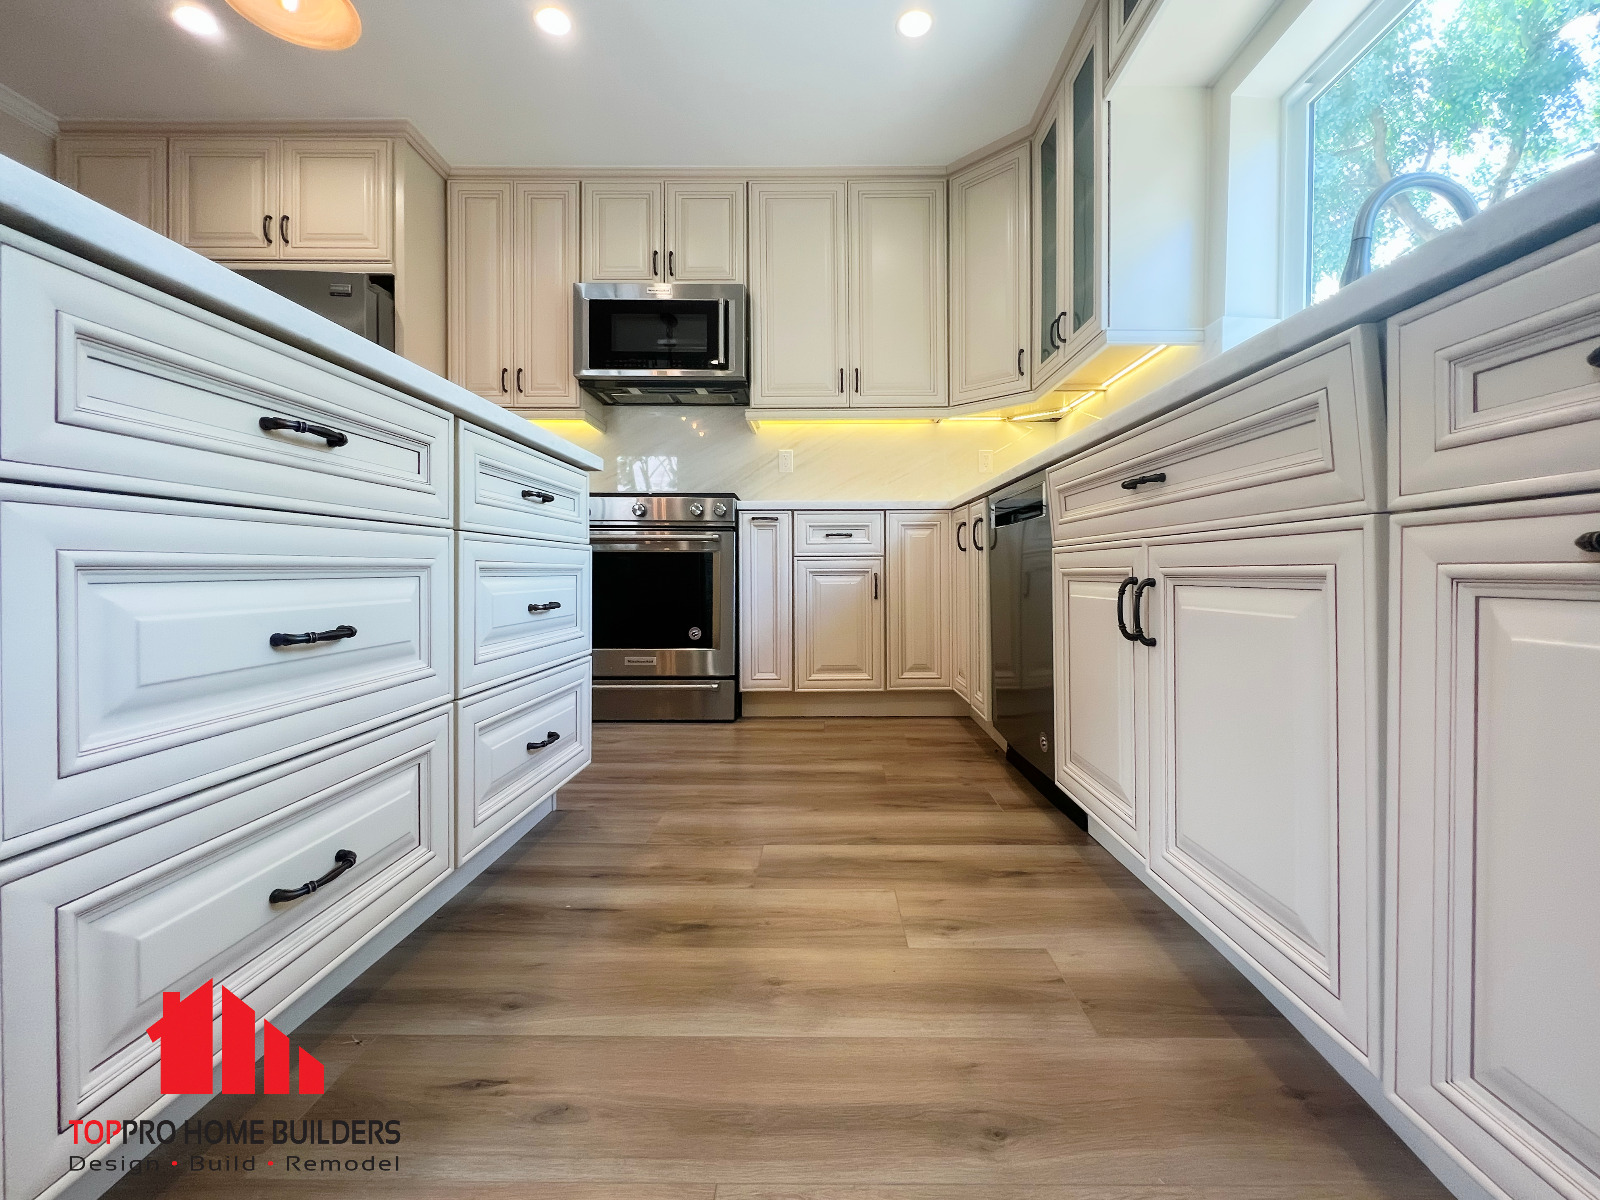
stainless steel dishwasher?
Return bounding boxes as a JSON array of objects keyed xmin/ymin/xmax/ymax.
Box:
[{"xmin": 988, "ymin": 471, "xmax": 1055, "ymax": 780}]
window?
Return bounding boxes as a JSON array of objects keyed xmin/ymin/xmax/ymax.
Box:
[{"xmin": 1301, "ymin": 0, "xmax": 1600, "ymax": 303}]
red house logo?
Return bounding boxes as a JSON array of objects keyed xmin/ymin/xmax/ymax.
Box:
[{"xmin": 146, "ymin": 980, "xmax": 324, "ymax": 1096}]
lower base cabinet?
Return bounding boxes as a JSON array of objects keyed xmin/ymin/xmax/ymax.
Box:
[
  {"xmin": 794, "ymin": 556, "xmax": 885, "ymax": 690},
  {"xmin": 1391, "ymin": 497, "xmax": 1600, "ymax": 1200}
]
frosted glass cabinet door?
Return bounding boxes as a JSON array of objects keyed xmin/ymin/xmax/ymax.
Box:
[{"xmin": 1391, "ymin": 499, "xmax": 1600, "ymax": 1200}]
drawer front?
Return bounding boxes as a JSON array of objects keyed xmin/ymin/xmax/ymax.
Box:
[
  {"xmin": 458, "ymin": 533, "xmax": 592, "ymax": 694},
  {"xmin": 0, "ymin": 244, "xmax": 452, "ymax": 523},
  {"xmin": 1390, "ymin": 233, "xmax": 1600, "ymax": 508},
  {"xmin": 0, "ymin": 712, "xmax": 450, "ymax": 1200},
  {"xmin": 458, "ymin": 421, "xmax": 589, "ymax": 541},
  {"xmin": 1046, "ymin": 328, "xmax": 1381, "ymax": 543},
  {"xmin": 0, "ymin": 494, "xmax": 453, "ymax": 857},
  {"xmin": 456, "ymin": 658, "xmax": 591, "ymax": 864},
  {"xmin": 795, "ymin": 510, "xmax": 886, "ymax": 556}
]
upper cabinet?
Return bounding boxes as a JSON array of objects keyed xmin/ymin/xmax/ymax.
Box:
[
  {"xmin": 749, "ymin": 181, "xmax": 851, "ymax": 408},
  {"xmin": 950, "ymin": 144, "xmax": 1031, "ymax": 405},
  {"xmin": 849, "ymin": 180, "xmax": 948, "ymax": 408},
  {"xmin": 55, "ymin": 138, "xmax": 168, "ymax": 233},
  {"xmin": 1109, "ymin": 0, "xmax": 1160, "ymax": 80},
  {"xmin": 582, "ymin": 179, "xmax": 745, "ymax": 283}
]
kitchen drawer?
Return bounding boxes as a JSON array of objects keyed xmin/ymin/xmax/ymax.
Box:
[
  {"xmin": 1046, "ymin": 327, "xmax": 1382, "ymax": 544},
  {"xmin": 457, "ymin": 420, "xmax": 589, "ymax": 541},
  {"xmin": 0, "ymin": 489, "xmax": 453, "ymax": 858},
  {"xmin": 455, "ymin": 657, "xmax": 591, "ymax": 864},
  {"xmin": 1389, "ymin": 229, "xmax": 1600, "ymax": 508},
  {"xmin": 0, "ymin": 711, "xmax": 451, "ymax": 1200},
  {"xmin": 795, "ymin": 510, "xmax": 886, "ymax": 556},
  {"xmin": 0, "ymin": 243, "xmax": 453, "ymax": 523},
  {"xmin": 458, "ymin": 532, "xmax": 592, "ymax": 695}
]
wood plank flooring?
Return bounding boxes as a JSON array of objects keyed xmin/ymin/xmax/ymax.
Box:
[{"xmin": 109, "ymin": 718, "xmax": 1449, "ymax": 1200}]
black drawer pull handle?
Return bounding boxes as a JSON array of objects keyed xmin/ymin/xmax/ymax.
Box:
[
  {"xmin": 259, "ymin": 415, "xmax": 349, "ymax": 448},
  {"xmin": 1577, "ymin": 531, "xmax": 1600, "ymax": 553},
  {"xmin": 528, "ymin": 601, "xmax": 563, "ymax": 613},
  {"xmin": 527, "ymin": 731, "xmax": 562, "ymax": 751},
  {"xmin": 1131, "ymin": 578, "xmax": 1157, "ymax": 647},
  {"xmin": 824, "ymin": 531, "xmax": 854, "ymax": 539},
  {"xmin": 1116, "ymin": 575, "xmax": 1138, "ymax": 642},
  {"xmin": 270, "ymin": 624, "xmax": 357, "ymax": 648},
  {"xmin": 522, "ymin": 489, "xmax": 556, "ymax": 503},
  {"xmin": 269, "ymin": 849, "xmax": 356, "ymax": 904},
  {"xmin": 1587, "ymin": 344, "xmax": 1600, "ymax": 369},
  {"xmin": 1120, "ymin": 472, "xmax": 1167, "ymax": 491}
]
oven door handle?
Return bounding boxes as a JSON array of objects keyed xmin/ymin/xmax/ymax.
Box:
[
  {"xmin": 591, "ymin": 532, "xmax": 726, "ymax": 544},
  {"xmin": 593, "ymin": 681, "xmax": 725, "ymax": 691},
  {"xmin": 710, "ymin": 298, "xmax": 729, "ymax": 368}
]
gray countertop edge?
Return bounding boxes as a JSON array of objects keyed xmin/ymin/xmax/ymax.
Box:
[{"xmin": 0, "ymin": 156, "xmax": 602, "ymax": 473}]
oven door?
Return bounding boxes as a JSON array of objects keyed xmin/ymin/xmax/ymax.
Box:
[{"xmin": 590, "ymin": 527, "xmax": 736, "ymax": 678}]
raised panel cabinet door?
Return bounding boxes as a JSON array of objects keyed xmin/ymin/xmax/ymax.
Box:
[
  {"xmin": 280, "ymin": 139, "xmax": 392, "ymax": 261},
  {"xmin": 748, "ymin": 181, "xmax": 850, "ymax": 408},
  {"xmin": 950, "ymin": 145, "xmax": 1031, "ymax": 404},
  {"xmin": 952, "ymin": 510, "xmax": 972, "ymax": 699},
  {"xmin": 738, "ymin": 512, "xmax": 794, "ymax": 690},
  {"xmin": 1052, "ymin": 543, "xmax": 1146, "ymax": 858},
  {"xmin": 887, "ymin": 511, "xmax": 951, "ymax": 689},
  {"xmin": 582, "ymin": 179, "xmax": 663, "ymax": 282},
  {"xmin": 1391, "ymin": 498, "xmax": 1600, "ymax": 1200},
  {"xmin": 794, "ymin": 556, "xmax": 884, "ymax": 691},
  {"xmin": 169, "ymin": 137, "xmax": 280, "ymax": 260},
  {"xmin": 849, "ymin": 179, "xmax": 948, "ymax": 407},
  {"xmin": 665, "ymin": 180, "xmax": 747, "ymax": 283},
  {"xmin": 1146, "ymin": 521, "xmax": 1380, "ymax": 1063},
  {"xmin": 56, "ymin": 137, "xmax": 168, "ymax": 232},
  {"xmin": 512, "ymin": 180, "xmax": 581, "ymax": 406},
  {"xmin": 968, "ymin": 499, "xmax": 991, "ymax": 719},
  {"xmin": 447, "ymin": 179, "xmax": 515, "ymax": 402}
]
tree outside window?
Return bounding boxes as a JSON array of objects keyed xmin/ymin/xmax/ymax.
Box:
[{"xmin": 1309, "ymin": 0, "xmax": 1600, "ymax": 301}]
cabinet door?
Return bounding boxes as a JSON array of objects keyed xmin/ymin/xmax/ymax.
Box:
[
  {"xmin": 1031, "ymin": 81, "xmax": 1069, "ymax": 386},
  {"xmin": 56, "ymin": 138, "xmax": 168, "ymax": 232},
  {"xmin": 447, "ymin": 180, "xmax": 515, "ymax": 403},
  {"xmin": 738, "ymin": 512, "xmax": 793, "ymax": 691},
  {"xmin": 169, "ymin": 138, "xmax": 280, "ymax": 260},
  {"xmin": 952, "ymin": 510, "xmax": 972, "ymax": 700},
  {"xmin": 1146, "ymin": 522, "xmax": 1379, "ymax": 1061},
  {"xmin": 950, "ymin": 145, "xmax": 1030, "ymax": 404},
  {"xmin": 1053, "ymin": 543, "xmax": 1146, "ymax": 857},
  {"xmin": 849, "ymin": 179, "xmax": 947, "ymax": 408},
  {"xmin": 665, "ymin": 180, "xmax": 746, "ymax": 283},
  {"xmin": 582, "ymin": 179, "xmax": 663, "ymax": 281},
  {"xmin": 968, "ymin": 499, "xmax": 991, "ymax": 719},
  {"xmin": 794, "ymin": 556, "xmax": 884, "ymax": 691},
  {"xmin": 280, "ymin": 139, "xmax": 392, "ymax": 261},
  {"xmin": 887, "ymin": 511, "xmax": 951, "ymax": 689},
  {"xmin": 512, "ymin": 180, "xmax": 581, "ymax": 407},
  {"xmin": 1391, "ymin": 500, "xmax": 1600, "ymax": 1200},
  {"xmin": 1063, "ymin": 30, "xmax": 1104, "ymax": 356},
  {"xmin": 749, "ymin": 181, "xmax": 850, "ymax": 408}
]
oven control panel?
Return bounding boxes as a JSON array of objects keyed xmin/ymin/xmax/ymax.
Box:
[{"xmin": 591, "ymin": 493, "xmax": 738, "ymax": 527}]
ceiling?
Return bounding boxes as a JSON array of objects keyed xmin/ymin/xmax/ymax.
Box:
[{"xmin": 0, "ymin": 0, "xmax": 1086, "ymax": 169}]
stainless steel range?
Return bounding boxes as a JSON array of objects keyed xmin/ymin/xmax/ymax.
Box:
[{"xmin": 589, "ymin": 493, "xmax": 738, "ymax": 721}]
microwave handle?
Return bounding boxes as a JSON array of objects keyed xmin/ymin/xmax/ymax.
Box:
[{"xmin": 711, "ymin": 298, "xmax": 729, "ymax": 368}]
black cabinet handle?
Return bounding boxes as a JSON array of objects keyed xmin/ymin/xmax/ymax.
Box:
[
  {"xmin": 854, "ymin": 367, "xmax": 861, "ymax": 393},
  {"xmin": 527, "ymin": 731, "xmax": 562, "ymax": 751},
  {"xmin": 522, "ymin": 488, "xmax": 556, "ymax": 503},
  {"xmin": 516, "ymin": 367, "xmax": 524, "ymax": 393},
  {"xmin": 839, "ymin": 367, "xmax": 845, "ymax": 394},
  {"xmin": 973, "ymin": 518, "xmax": 985, "ymax": 551},
  {"xmin": 269, "ymin": 849, "xmax": 356, "ymax": 904},
  {"xmin": 501, "ymin": 367, "xmax": 509, "ymax": 394},
  {"xmin": 280, "ymin": 214, "xmax": 289, "ymax": 244},
  {"xmin": 873, "ymin": 571, "xmax": 879, "ymax": 600},
  {"xmin": 956, "ymin": 520, "xmax": 968, "ymax": 551},
  {"xmin": 270, "ymin": 624, "xmax": 357, "ymax": 649},
  {"xmin": 1053, "ymin": 312, "xmax": 1067, "ymax": 347},
  {"xmin": 1120, "ymin": 472, "xmax": 1168, "ymax": 491},
  {"xmin": 652, "ymin": 249, "xmax": 659, "ymax": 277},
  {"xmin": 263, "ymin": 214, "xmax": 273, "ymax": 244},
  {"xmin": 528, "ymin": 601, "xmax": 562, "ymax": 613},
  {"xmin": 1587, "ymin": 344, "xmax": 1600, "ymax": 369},
  {"xmin": 1018, "ymin": 347, "xmax": 1025, "ymax": 377},
  {"xmin": 668, "ymin": 250, "xmax": 675, "ymax": 277},
  {"xmin": 1115, "ymin": 575, "xmax": 1138, "ymax": 642},
  {"xmin": 1576, "ymin": 531, "xmax": 1600, "ymax": 552},
  {"xmin": 824, "ymin": 531, "xmax": 854, "ymax": 539},
  {"xmin": 259, "ymin": 415, "xmax": 350, "ymax": 448},
  {"xmin": 1131, "ymin": 578, "xmax": 1157, "ymax": 647}
]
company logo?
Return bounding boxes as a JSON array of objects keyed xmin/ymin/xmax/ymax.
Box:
[{"xmin": 146, "ymin": 980, "xmax": 324, "ymax": 1096}]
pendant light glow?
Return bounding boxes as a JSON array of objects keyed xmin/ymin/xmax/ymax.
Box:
[
  {"xmin": 534, "ymin": 7, "xmax": 573, "ymax": 35},
  {"xmin": 897, "ymin": 9, "xmax": 933, "ymax": 37},
  {"xmin": 224, "ymin": 0, "xmax": 362, "ymax": 49},
  {"xmin": 171, "ymin": 4, "xmax": 223, "ymax": 37}
]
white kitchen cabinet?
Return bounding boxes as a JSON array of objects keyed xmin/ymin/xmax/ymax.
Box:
[
  {"xmin": 749, "ymin": 181, "xmax": 851, "ymax": 408},
  {"xmin": 967, "ymin": 498, "xmax": 991, "ymax": 719},
  {"xmin": 738, "ymin": 511, "xmax": 794, "ymax": 691},
  {"xmin": 581, "ymin": 178, "xmax": 746, "ymax": 284},
  {"xmin": 950, "ymin": 144, "xmax": 1031, "ymax": 404},
  {"xmin": 169, "ymin": 137, "xmax": 280, "ymax": 260},
  {"xmin": 952, "ymin": 509, "xmax": 973, "ymax": 700},
  {"xmin": 849, "ymin": 180, "xmax": 948, "ymax": 407},
  {"xmin": 666, "ymin": 180, "xmax": 747, "ymax": 283},
  {"xmin": 55, "ymin": 137, "xmax": 167, "ymax": 232},
  {"xmin": 582, "ymin": 179, "xmax": 663, "ymax": 282},
  {"xmin": 794, "ymin": 556, "xmax": 885, "ymax": 691},
  {"xmin": 513, "ymin": 180, "xmax": 582, "ymax": 407},
  {"xmin": 1390, "ymin": 497, "xmax": 1600, "ymax": 1200},
  {"xmin": 886, "ymin": 510, "xmax": 952, "ymax": 689},
  {"xmin": 448, "ymin": 179, "xmax": 515, "ymax": 402}
]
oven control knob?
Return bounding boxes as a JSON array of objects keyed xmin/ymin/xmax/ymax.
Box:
[
  {"xmin": 631, "ymin": 501, "xmax": 647, "ymax": 517},
  {"xmin": 689, "ymin": 502, "xmax": 705, "ymax": 518},
  {"xmin": 713, "ymin": 502, "xmax": 728, "ymax": 517}
]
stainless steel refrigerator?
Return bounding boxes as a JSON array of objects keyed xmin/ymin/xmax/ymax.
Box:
[{"xmin": 235, "ymin": 270, "xmax": 396, "ymax": 351}]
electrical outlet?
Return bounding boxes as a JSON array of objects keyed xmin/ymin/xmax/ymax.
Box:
[
  {"xmin": 778, "ymin": 449, "xmax": 795, "ymax": 474},
  {"xmin": 978, "ymin": 450, "xmax": 995, "ymax": 473}
]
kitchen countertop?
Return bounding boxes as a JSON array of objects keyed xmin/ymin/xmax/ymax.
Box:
[
  {"xmin": 736, "ymin": 499, "xmax": 951, "ymax": 512},
  {"xmin": 0, "ymin": 156, "xmax": 601, "ymax": 473}
]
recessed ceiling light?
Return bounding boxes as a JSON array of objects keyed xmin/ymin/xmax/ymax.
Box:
[
  {"xmin": 171, "ymin": 3, "xmax": 222, "ymax": 37},
  {"xmin": 534, "ymin": 6, "xmax": 572, "ymax": 35},
  {"xmin": 224, "ymin": 0, "xmax": 362, "ymax": 49},
  {"xmin": 897, "ymin": 9, "xmax": 933, "ymax": 37}
]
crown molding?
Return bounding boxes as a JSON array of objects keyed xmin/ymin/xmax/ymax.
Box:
[{"xmin": 0, "ymin": 82, "xmax": 59, "ymax": 138}]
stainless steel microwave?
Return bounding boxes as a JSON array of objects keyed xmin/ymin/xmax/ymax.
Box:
[{"xmin": 573, "ymin": 282, "xmax": 748, "ymax": 405}]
